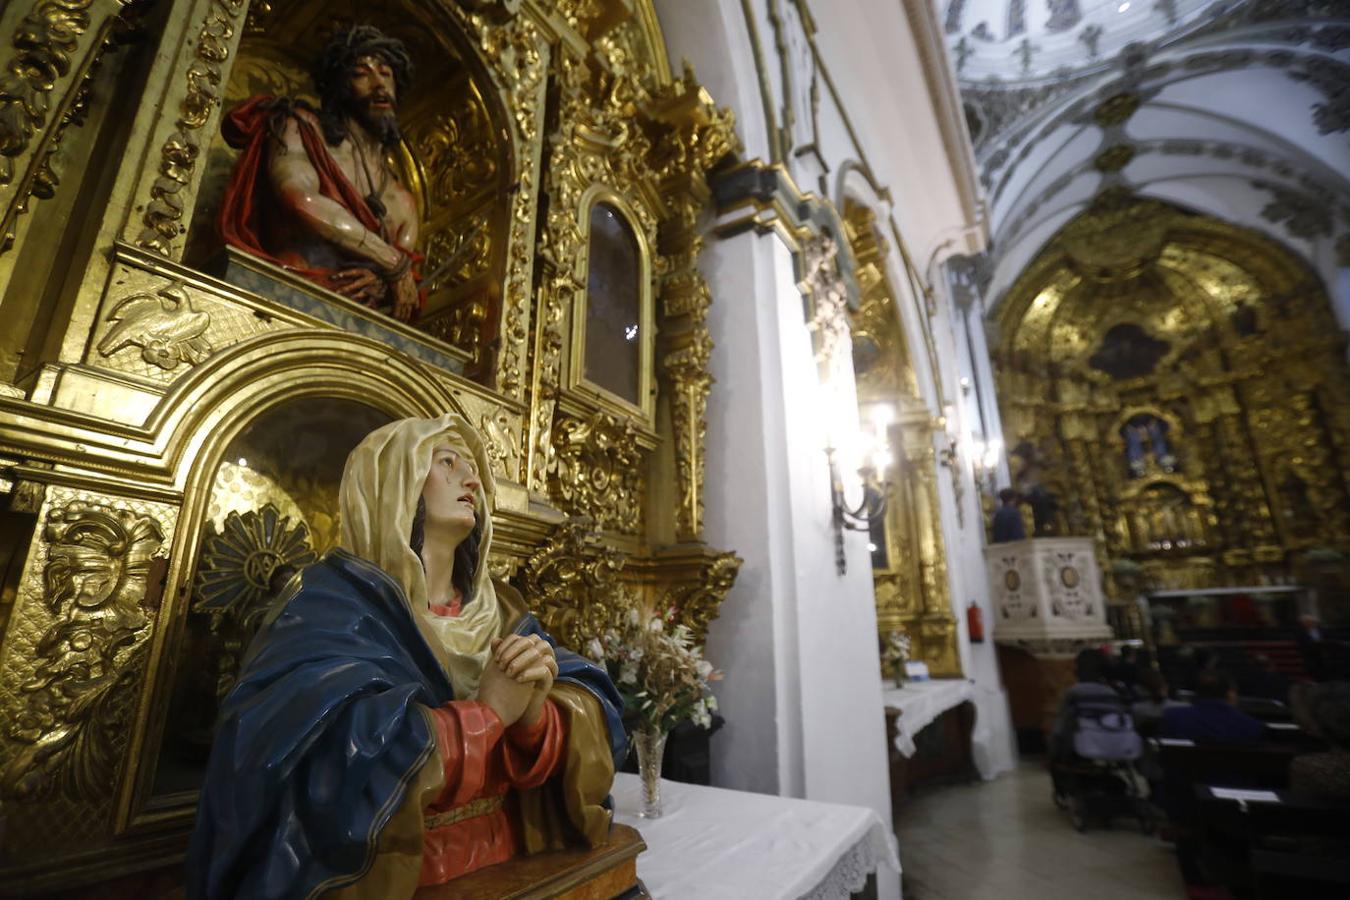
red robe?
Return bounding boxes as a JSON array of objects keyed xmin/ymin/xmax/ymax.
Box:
[
  {"xmin": 417, "ymin": 595, "xmax": 567, "ymax": 885},
  {"xmin": 420, "ymin": 699, "xmax": 566, "ymax": 884},
  {"xmin": 218, "ymin": 96, "xmax": 421, "ymax": 303}
]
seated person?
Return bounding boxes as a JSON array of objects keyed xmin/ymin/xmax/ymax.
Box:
[
  {"xmin": 1051, "ymin": 650, "xmax": 1119, "ymax": 757},
  {"xmin": 1290, "ymin": 681, "xmax": 1350, "ymax": 800},
  {"xmin": 1160, "ymin": 671, "xmax": 1264, "ymax": 746},
  {"xmin": 1110, "ymin": 644, "xmax": 1142, "ymax": 697},
  {"xmin": 1132, "ymin": 669, "xmax": 1184, "ymax": 735},
  {"xmin": 1238, "ymin": 653, "xmax": 1291, "ymax": 705},
  {"xmin": 187, "ymin": 415, "xmax": 626, "ymax": 899}
]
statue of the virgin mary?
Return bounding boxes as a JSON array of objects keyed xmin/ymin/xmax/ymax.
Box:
[{"xmin": 187, "ymin": 414, "xmax": 626, "ymax": 899}]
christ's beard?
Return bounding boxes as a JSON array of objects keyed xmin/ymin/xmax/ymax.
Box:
[{"xmin": 350, "ymin": 102, "xmax": 401, "ymax": 148}]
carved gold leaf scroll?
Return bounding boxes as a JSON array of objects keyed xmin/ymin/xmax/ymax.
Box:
[
  {"xmin": 444, "ymin": 3, "xmax": 546, "ymax": 398},
  {"xmin": 646, "ymin": 62, "xmax": 740, "ymax": 539},
  {"xmin": 662, "ymin": 551, "xmax": 741, "ymax": 644},
  {"xmin": 1, "ymin": 500, "xmax": 165, "ymax": 804},
  {"xmin": 0, "ymin": 1, "xmax": 98, "ymax": 187},
  {"xmin": 515, "ymin": 517, "xmax": 635, "ymax": 654},
  {"xmin": 137, "ymin": 0, "xmax": 246, "ymax": 254},
  {"xmin": 550, "ymin": 411, "xmax": 644, "ymax": 534}
]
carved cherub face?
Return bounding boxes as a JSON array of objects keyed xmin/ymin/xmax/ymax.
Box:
[{"xmin": 420, "ymin": 441, "xmax": 480, "ymax": 538}]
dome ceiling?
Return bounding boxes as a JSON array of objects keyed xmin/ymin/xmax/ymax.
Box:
[
  {"xmin": 946, "ymin": 0, "xmax": 1214, "ymax": 82},
  {"xmin": 942, "ymin": 0, "xmax": 1350, "ymax": 315}
]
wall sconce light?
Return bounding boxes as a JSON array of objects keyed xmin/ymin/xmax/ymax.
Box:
[
  {"xmin": 970, "ymin": 436, "xmax": 1003, "ymax": 494},
  {"xmin": 827, "ymin": 404, "xmax": 894, "ymax": 575}
]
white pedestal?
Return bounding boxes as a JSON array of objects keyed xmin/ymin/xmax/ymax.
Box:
[{"xmin": 984, "ymin": 537, "xmax": 1112, "ymax": 653}]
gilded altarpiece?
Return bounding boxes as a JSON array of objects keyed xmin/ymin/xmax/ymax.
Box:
[
  {"xmin": 0, "ymin": 0, "xmax": 742, "ymax": 892},
  {"xmin": 993, "ymin": 195, "xmax": 1350, "ymax": 596},
  {"xmin": 844, "ymin": 200, "xmax": 960, "ymax": 677}
]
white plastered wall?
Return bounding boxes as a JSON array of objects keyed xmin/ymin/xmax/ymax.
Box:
[{"xmin": 654, "ymin": 5, "xmax": 1017, "ymax": 894}]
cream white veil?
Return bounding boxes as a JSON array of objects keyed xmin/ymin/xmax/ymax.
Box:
[{"xmin": 338, "ymin": 413, "xmax": 500, "ymax": 698}]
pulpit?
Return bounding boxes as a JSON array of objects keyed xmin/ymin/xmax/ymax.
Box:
[{"xmin": 985, "ymin": 537, "xmax": 1113, "ymax": 751}]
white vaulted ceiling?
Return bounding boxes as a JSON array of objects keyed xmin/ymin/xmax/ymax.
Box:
[
  {"xmin": 947, "ymin": 0, "xmax": 1215, "ymax": 81},
  {"xmin": 940, "ymin": 0, "xmax": 1350, "ymax": 314}
]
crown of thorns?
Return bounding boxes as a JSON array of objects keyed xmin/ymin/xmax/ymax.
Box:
[{"xmin": 313, "ymin": 25, "xmax": 414, "ymax": 98}]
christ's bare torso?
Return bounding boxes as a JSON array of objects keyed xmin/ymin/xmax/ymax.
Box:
[{"xmin": 267, "ymin": 107, "xmax": 418, "ymax": 272}]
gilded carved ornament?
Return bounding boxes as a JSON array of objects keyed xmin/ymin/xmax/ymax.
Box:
[
  {"xmin": 97, "ymin": 279, "xmax": 212, "ymax": 369},
  {"xmin": 193, "ymin": 504, "xmax": 317, "ymax": 701},
  {"xmin": 515, "ymin": 517, "xmax": 636, "ymax": 655},
  {"xmin": 843, "ymin": 199, "xmax": 959, "ymax": 677},
  {"xmin": 479, "ymin": 406, "xmax": 521, "ymax": 481},
  {"xmin": 996, "ymin": 199, "xmax": 1350, "ymax": 586},
  {"xmin": 799, "ymin": 233, "xmax": 851, "ymax": 374},
  {"xmin": 1, "ymin": 500, "xmax": 165, "ymax": 804},
  {"xmin": 136, "ymin": 0, "xmax": 247, "ymax": 255},
  {"xmin": 1092, "ymin": 92, "xmax": 1141, "ymax": 128},
  {"xmin": 549, "ymin": 411, "xmax": 644, "ymax": 534},
  {"xmin": 0, "ymin": 0, "xmax": 138, "ymax": 251},
  {"xmin": 646, "ymin": 64, "xmax": 739, "ymax": 538},
  {"xmin": 661, "ymin": 552, "xmax": 741, "ymax": 645},
  {"xmin": 444, "ymin": 5, "xmax": 547, "ymax": 399}
]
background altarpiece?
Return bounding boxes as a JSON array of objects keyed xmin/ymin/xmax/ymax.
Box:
[
  {"xmin": 0, "ymin": 0, "xmax": 743, "ymax": 891},
  {"xmin": 993, "ymin": 194, "xmax": 1350, "ymax": 616}
]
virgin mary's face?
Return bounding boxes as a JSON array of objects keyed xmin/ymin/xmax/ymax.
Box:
[{"xmin": 421, "ymin": 441, "xmax": 480, "ymax": 534}]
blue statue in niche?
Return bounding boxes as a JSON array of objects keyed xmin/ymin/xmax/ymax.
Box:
[
  {"xmin": 187, "ymin": 414, "xmax": 625, "ymax": 900},
  {"xmin": 1122, "ymin": 413, "xmax": 1177, "ymax": 478}
]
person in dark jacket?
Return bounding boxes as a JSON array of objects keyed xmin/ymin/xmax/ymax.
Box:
[
  {"xmin": 1160, "ymin": 670, "xmax": 1264, "ymax": 745},
  {"xmin": 991, "ymin": 488, "xmax": 1026, "ymax": 543}
]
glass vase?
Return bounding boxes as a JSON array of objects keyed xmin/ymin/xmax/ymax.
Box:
[{"xmin": 634, "ymin": 726, "xmax": 669, "ymax": 819}]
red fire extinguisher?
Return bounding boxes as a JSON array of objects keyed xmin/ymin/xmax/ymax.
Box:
[{"xmin": 967, "ymin": 601, "xmax": 985, "ymax": 643}]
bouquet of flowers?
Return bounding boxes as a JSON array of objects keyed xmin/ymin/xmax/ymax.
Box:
[
  {"xmin": 587, "ymin": 605, "xmax": 722, "ymax": 734},
  {"xmin": 881, "ymin": 629, "xmax": 911, "ymax": 685}
]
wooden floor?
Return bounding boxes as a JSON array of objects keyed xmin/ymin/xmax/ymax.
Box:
[{"xmin": 894, "ymin": 761, "xmax": 1187, "ymax": 900}]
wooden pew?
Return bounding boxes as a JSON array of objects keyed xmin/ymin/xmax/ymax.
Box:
[{"xmin": 1193, "ymin": 788, "xmax": 1350, "ymax": 900}]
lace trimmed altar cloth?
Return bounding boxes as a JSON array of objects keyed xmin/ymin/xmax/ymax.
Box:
[{"xmin": 610, "ymin": 772, "xmax": 899, "ymax": 899}]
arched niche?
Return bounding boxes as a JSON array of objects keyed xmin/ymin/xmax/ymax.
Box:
[
  {"xmin": 843, "ymin": 198, "xmax": 960, "ymax": 678},
  {"xmin": 570, "ymin": 190, "xmax": 654, "ymax": 418},
  {"xmin": 182, "ymin": 0, "xmax": 513, "ymax": 378},
  {"xmin": 117, "ymin": 329, "xmax": 469, "ymax": 830},
  {"xmin": 148, "ymin": 395, "xmax": 393, "ymax": 800},
  {"xmin": 993, "ymin": 194, "xmax": 1350, "ymax": 590}
]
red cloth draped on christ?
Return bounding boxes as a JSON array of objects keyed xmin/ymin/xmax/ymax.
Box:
[
  {"xmin": 215, "ymin": 26, "xmax": 423, "ymax": 322},
  {"xmin": 218, "ymin": 98, "xmax": 396, "ymax": 294}
]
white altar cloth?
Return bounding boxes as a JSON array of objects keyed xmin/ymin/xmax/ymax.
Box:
[
  {"xmin": 612, "ymin": 772, "xmax": 900, "ymax": 899},
  {"xmin": 881, "ymin": 678, "xmax": 976, "ymax": 758}
]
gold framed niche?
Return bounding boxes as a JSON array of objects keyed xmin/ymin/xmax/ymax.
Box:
[
  {"xmin": 110, "ymin": 330, "xmax": 472, "ymax": 836},
  {"xmin": 842, "ymin": 198, "xmax": 961, "ymax": 678},
  {"xmin": 179, "ymin": 0, "xmax": 515, "ymax": 379},
  {"xmin": 567, "ymin": 186, "xmax": 656, "ymax": 424},
  {"xmin": 144, "ymin": 396, "xmax": 394, "ymax": 810}
]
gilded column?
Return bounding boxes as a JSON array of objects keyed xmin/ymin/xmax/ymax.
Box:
[{"xmin": 645, "ymin": 67, "xmax": 739, "ymax": 541}]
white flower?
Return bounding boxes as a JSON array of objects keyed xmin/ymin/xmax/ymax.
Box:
[
  {"xmin": 628, "ymin": 608, "xmax": 640, "ymax": 626},
  {"xmin": 648, "ymin": 617, "xmax": 664, "ymax": 632},
  {"xmin": 587, "ymin": 638, "xmax": 604, "ymax": 661},
  {"xmin": 705, "ymin": 694, "xmax": 718, "ymax": 712},
  {"xmin": 696, "ymin": 659, "xmax": 713, "ymax": 678},
  {"xmin": 619, "ymin": 662, "xmax": 638, "ymax": 685}
]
